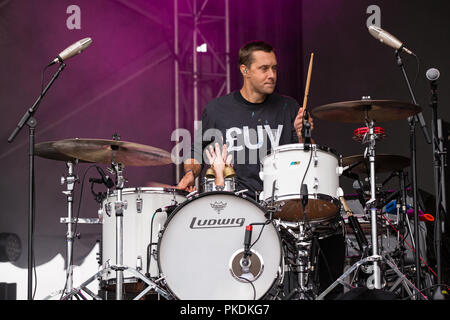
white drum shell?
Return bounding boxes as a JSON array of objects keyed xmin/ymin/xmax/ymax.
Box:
[
  {"xmin": 101, "ymin": 187, "xmax": 186, "ymax": 282},
  {"xmin": 158, "ymin": 192, "xmax": 283, "ymax": 300},
  {"xmin": 261, "ymin": 144, "xmax": 340, "ymax": 203}
]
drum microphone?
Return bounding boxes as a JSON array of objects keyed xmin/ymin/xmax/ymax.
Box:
[
  {"xmin": 96, "ymin": 166, "xmax": 114, "ymax": 189},
  {"xmin": 242, "ymin": 225, "xmax": 253, "ymax": 263},
  {"xmin": 352, "ymin": 180, "xmax": 367, "ymax": 207},
  {"xmin": 48, "ymin": 37, "xmax": 93, "ymax": 66},
  {"xmin": 302, "ymin": 109, "xmax": 312, "ymax": 146},
  {"xmin": 368, "ymin": 25, "xmax": 413, "ymax": 55}
]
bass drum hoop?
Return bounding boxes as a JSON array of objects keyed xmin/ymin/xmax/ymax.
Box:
[{"xmin": 157, "ymin": 191, "xmax": 284, "ymax": 300}]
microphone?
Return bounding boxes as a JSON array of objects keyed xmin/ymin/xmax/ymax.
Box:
[
  {"xmin": 302, "ymin": 109, "xmax": 312, "ymax": 146},
  {"xmin": 48, "ymin": 37, "xmax": 93, "ymax": 66},
  {"xmin": 353, "ymin": 180, "xmax": 367, "ymax": 207},
  {"xmin": 426, "ymin": 68, "xmax": 440, "ymax": 81},
  {"xmin": 426, "ymin": 68, "xmax": 440, "ymax": 83},
  {"xmin": 243, "ymin": 225, "xmax": 253, "ymax": 262},
  {"xmin": 368, "ymin": 25, "xmax": 413, "ymax": 55},
  {"xmin": 96, "ymin": 166, "xmax": 114, "ymax": 189}
]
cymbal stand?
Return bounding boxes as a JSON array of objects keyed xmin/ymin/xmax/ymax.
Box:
[
  {"xmin": 61, "ymin": 161, "xmax": 78, "ymax": 297},
  {"xmin": 365, "ymin": 118, "xmax": 383, "ymax": 289},
  {"xmin": 317, "ymin": 116, "xmax": 426, "ymax": 300},
  {"xmin": 112, "ymin": 162, "xmax": 126, "ymax": 300},
  {"xmin": 42, "ymin": 160, "xmax": 79, "ymax": 300},
  {"xmin": 61, "ymin": 161, "xmax": 171, "ymax": 300}
]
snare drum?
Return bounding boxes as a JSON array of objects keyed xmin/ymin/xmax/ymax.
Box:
[
  {"xmin": 157, "ymin": 191, "xmax": 283, "ymax": 300},
  {"xmin": 260, "ymin": 143, "xmax": 342, "ymax": 222},
  {"xmin": 100, "ymin": 187, "xmax": 187, "ymax": 285}
]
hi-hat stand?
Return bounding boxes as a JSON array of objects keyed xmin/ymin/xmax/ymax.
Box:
[{"xmin": 317, "ymin": 116, "xmax": 425, "ymax": 300}]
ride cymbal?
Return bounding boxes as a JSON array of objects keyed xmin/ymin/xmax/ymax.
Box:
[{"xmin": 312, "ymin": 100, "xmax": 421, "ymax": 123}]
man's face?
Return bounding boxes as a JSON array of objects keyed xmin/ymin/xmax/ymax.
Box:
[{"xmin": 245, "ymin": 50, "xmax": 278, "ymax": 95}]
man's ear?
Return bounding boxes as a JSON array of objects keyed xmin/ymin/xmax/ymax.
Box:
[{"xmin": 239, "ymin": 64, "xmax": 248, "ymax": 77}]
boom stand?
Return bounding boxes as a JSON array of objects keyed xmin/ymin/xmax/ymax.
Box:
[
  {"xmin": 395, "ymin": 50, "xmax": 431, "ymax": 295},
  {"xmin": 7, "ymin": 62, "xmax": 66, "ymax": 300},
  {"xmin": 317, "ymin": 117, "xmax": 425, "ymax": 300},
  {"xmin": 429, "ymin": 80, "xmax": 447, "ymax": 299}
]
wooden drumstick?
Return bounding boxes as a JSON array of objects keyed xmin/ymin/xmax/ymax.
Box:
[
  {"xmin": 302, "ymin": 53, "xmax": 314, "ymax": 112},
  {"xmin": 339, "ymin": 195, "xmax": 353, "ymax": 218}
]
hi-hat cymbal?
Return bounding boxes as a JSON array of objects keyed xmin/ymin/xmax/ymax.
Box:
[
  {"xmin": 342, "ymin": 154, "xmax": 410, "ymax": 174},
  {"xmin": 312, "ymin": 99, "xmax": 421, "ymax": 123},
  {"xmin": 53, "ymin": 138, "xmax": 173, "ymax": 166},
  {"xmin": 35, "ymin": 141, "xmax": 93, "ymax": 163}
]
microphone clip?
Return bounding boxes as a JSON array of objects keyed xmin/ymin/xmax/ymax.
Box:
[{"xmin": 301, "ymin": 110, "xmax": 312, "ymax": 148}]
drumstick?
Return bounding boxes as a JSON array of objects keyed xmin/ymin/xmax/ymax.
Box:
[
  {"xmin": 339, "ymin": 195, "xmax": 354, "ymax": 218},
  {"xmin": 302, "ymin": 53, "xmax": 314, "ymax": 112}
]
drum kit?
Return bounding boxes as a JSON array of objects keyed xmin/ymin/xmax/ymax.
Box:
[{"xmin": 34, "ymin": 98, "xmax": 429, "ymax": 300}]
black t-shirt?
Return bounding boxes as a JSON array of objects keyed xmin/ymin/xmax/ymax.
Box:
[{"xmin": 189, "ymin": 90, "xmax": 301, "ymax": 198}]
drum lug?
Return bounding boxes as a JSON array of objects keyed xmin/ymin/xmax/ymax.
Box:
[
  {"xmin": 313, "ymin": 177, "xmax": 319, "ymax": 190},
  {"xmin": 136, "ymin": 256, "xmax": 142, "ymax": 271},
  {"xmin": 136, "ymin": 196, "xmax": 143, "ymax": 214},
  {"xmin": 104, "ymin": 202, "xmax": 111, "ymax": 217},
  {"xmin": 314, "ymin": 148, "xmax": 319, "ymax": 166}
]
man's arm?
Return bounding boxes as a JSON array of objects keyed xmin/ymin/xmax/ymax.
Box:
[{"xmin": 177, "ymin": 158, "xmax": 202, "ymax": 191}]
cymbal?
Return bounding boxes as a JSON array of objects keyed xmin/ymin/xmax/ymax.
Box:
[
  {"xmin": 311, "ymin": 99, "xmax": 421, "ymax": 123},
  {"xmin": 53, "ymin": 138, "xmax": 173, "ymax": 166},
  {"xmin": 342, "ymin": 154, "xmax": 410, "ymax": 174},
  {"xmin": 35, "ymin": 141, "xmax": 93, "ymax": 163}
]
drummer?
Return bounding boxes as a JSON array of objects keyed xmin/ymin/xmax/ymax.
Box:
[
  {"xmin": 177, "ymin": 40, "xmax": 313, "ymax": 194},
  {"xmin": 177, "ymin": 40, "xmax": 343, "ymax": 299}
]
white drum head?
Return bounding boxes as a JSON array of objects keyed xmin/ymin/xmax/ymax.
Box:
[{"xmin": 158, "ymin": 192, "xmax": 282, "ymax": 300}]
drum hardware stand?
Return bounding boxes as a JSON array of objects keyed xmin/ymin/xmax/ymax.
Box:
[
  {"xmin": 42, "ymin": 161, "xmax": 102, "ymax": 300},
  {"xmin": 317, "ymin": 115, "xmax": 425, "ymax": 300},
  {"xmin": 395, "ymin": 50, "xmax": 431, "ymax": 295},
  {"xmin": 60, "ymin": 161, "xmax": 78, "ymax": 298},
  {"xmin": 112, "ymin": 161, "xmax": 126, "ymax": 300},
  {"xmin": 61, "ymin": 161, "xmax": 170, "ymax": 300},
  {"xmin": 60, "ymin": 265, "xmax": 171, "ymax": 300}
]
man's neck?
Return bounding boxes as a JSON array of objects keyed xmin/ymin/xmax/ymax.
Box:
[{"xmin": 240, "ymin": 86, "xmax": 267, "ymax": 104}]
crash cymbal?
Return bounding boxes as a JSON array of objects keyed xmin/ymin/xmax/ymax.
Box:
[
  {"xmin": 342, "ymin": 154, "xmax": 410, "ymax": 174},
  {"xmin": 35, "ymin": 141, "xmax": 93, "ymax": 163},
  {"xmin": 311, "ymin": 99, "xmax": 421, "ymax": 123},
  {"xmin": 53, "ymin": 138, "xmax": 173, "ymax": 166}
]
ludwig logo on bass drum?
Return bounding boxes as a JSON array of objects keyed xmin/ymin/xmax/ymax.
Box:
[{"xmin": 189, "ymin": 217, "xmax": 245, "ymax": 229}]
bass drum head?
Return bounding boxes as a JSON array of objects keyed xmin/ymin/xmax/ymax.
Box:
[{"xmin": 157, "ymin": 191, "xmax": 282, "ymax": 300}]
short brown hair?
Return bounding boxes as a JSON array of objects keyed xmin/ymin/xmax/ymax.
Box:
[{"xmin": 238, "ymin": 41, "xmax": 274, "ymax": 69}]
